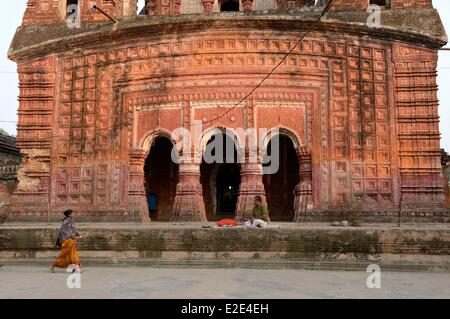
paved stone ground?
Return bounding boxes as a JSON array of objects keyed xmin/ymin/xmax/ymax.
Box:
[{"xmin": 0, "ymin": 266, "xmax": 449, "ymax": 299}]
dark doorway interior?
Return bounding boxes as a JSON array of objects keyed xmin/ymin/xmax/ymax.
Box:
[
  {"xmin": 216, "ymin": 163, "xmax": 240, "ymax": 215},
  {"xmin": 220, "ymin": 0, "xmax": 240, "ymax": 12},
  {"xmin": 201, "ymin": 132, "xmax": 241, "ymax": 220},
  {"xmin": 144, "ymin": 137, "xmax": 178, "ymax": 221},
  {"xmin": 370, "ymin": 0, "xmax": 388, "ymax": 6},
  {"xmin": 263, "ymin": 135, "xmax": 299, "ymax": 221}
]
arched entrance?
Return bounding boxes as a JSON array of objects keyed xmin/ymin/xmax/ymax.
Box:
[
  {"xmin": 263, "ymin": 134, "xmax": 300, "ymax": 221},
  {"xmin": 200, "ymin": 130, "xmax": 241, "ymax": 220},
  {"xmin": 216, "ymin": 164, "xmax": 241, "ymax": 214},
  {"xmin": 143, "ymin": 136, "xmax": 178, "ymax": 221}
]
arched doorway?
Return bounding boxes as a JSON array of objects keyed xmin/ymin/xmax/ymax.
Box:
[
  {"xmin": 263, "ymin": 134, "xmax": 300, "ymax": 221},
  {"xmin": 216, "ymin": 164, "xmax": 241, "ymax": 214},
  {"xmin": 200, "ymin": 131, "xmax": 241, "ymax": 220},
  {"xmin": 143, "ymin": 136, "xmax": 178, "ymax": 221}
]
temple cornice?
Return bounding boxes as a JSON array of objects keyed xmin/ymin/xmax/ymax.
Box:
[{"xmin": 8, "ymin": 8, "xmax": 447, "ymax": 62}]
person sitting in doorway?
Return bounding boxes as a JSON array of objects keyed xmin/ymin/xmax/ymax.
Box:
[{"xmin": 245, "ymin": 196, "xmax": 270, "ymax": 228}]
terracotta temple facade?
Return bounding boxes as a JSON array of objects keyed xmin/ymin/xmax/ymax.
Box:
[{"xmin": 7, "ymin": 0, "xmax": 449, "ymax": 222}]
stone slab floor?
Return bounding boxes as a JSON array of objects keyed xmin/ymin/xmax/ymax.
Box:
[{"xmin": 0, "ymin": 266, "xmax": 449, "ymax": 299}]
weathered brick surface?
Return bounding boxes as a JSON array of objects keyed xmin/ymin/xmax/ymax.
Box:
[
  {"xmin": 329, "ymin": 0, "xmax": 367, "ymax": 11},
  {"xmin": 327, "ymin": 0, "xmax": 432, "ymax": 11},
  {"xmin": 6, "ymin": 1, "xmax": 449, "ymax": 222},
  {"xmin": 1, "ymin": 225, "xmax": 450, "ymax": 257},
  {"xmin": 391, "ymin": 0, "xmax": 432, "ymax": 9},
  {"xmin": 23, "ymin": 0, "xmax": 130, "ymax": 25},
  {"xmin": 21, "ymin": 0, "xmax": 436, "ymax": 23}
]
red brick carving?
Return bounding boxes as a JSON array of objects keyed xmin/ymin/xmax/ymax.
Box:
[
  {"xmin": 330, "ymin": 0, "xmax": 432, "ymax": 11},
  {"xmin": 391, "ymin": 0, "xmax": 432, "ymax": 9},
  {"xmin": 242, "ymin": 0, "xmax": 254, "ymax": 12},
  {"xmin": 8, "ymin": 1, "xmax": 448, "ymax": 222},
  {"xmin": 392, "ymin": 43, "xmax": 447, "ymax": 216},
  {"xmin": 23, "ymin": 0, "xmax": 61, "ymax": 25},
  {"xmin": 277, "ymin": 0, "xmax": 315, "ymax": 10},
  {"xmin": 147, "ymin": 0, "xmax": 183, "ymax": 15},
  {"xmin": 202, "ymin": 0, "xmax": 215, "ymax": 13},
  {"xmin": 22, "ymin": 0, "xmax": 133, "ymax": 25}
]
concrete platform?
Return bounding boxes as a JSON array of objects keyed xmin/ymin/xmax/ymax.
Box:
[{"xmin": 1, "ymin": 222, "xmax": 450, "ymax": 272}]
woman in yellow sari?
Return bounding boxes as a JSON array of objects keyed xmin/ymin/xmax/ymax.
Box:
[{"xmin": 50, "ymin": 210, "xmax": 82, "ymax": 273}]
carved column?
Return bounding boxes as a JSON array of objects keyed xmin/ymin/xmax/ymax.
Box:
[
  {"xmin": 9, "ymin": 57, "xmax": 54, "ymax": 221},
  {"xmin": 393, "ymin": 43, "xmax": 447, "ymax": 217},
  {"xmin": 202, "ymin": 0, "xmax": 215, "ymax": 13},
  {"xmin": 122, "ymin": 0, "xmax": 138, "ymax": 17},
  {"xmin": 294, "ymin": 151, "xmax": 313, "ymax": 222},
  {"xmin": 172, "ymin": 155, "xmax": 207, "ymax": 222},
  {"xmin": 173, "ymin": 0, "xmax": 182, "ymax": 14},
  {"xmin": 146, "ymin": 0, "xmax": 182, "ymax": 15},
  {"xmin": 242, "ymin": 0, "xmax": 254, "ymax": 12},
  {"xmin": 128, "ymin": 148, "xmax": 150, "ymax": 222},
  {"xmin": 235, "ymin": 162, "xmax": 267, "ymax": 221}
]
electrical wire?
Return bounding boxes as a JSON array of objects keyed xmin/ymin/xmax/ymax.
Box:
[
  {"xmin": 0, "ymin": 1, "xmax": 337, "ymax": 128},
  {"xmin": 197, "ymin": 0, "xmax": 336, "ymax": 125}
]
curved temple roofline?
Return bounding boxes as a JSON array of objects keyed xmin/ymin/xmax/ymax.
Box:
[{"xmin": 8, "ymin": 8, "xmax": 448, "ymax": 62}]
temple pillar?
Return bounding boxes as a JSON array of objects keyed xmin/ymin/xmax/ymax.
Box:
[
  {"xmin": 172, "ymin": 157, "xmax": 207, "ymax": 222},
  {"xmin": 235, "ymin": 162, "xmax": 266, "ymax": 221},
  {"xmin": 128, "ymin": 148, "xmax": 150, "ymax": 222},
  {"xmin": 242, "ymin": 0, "xmax": 254, "ymax": 12},
  {"xmin": 294, "ymin": 151, "xmax": 313, "ymax": 222},
  {"xmin": 202, "ymin": 0, "xmax": 214, "ymax": 13},
  {"xmin": 173, "ymin": 0, "xmax": 182, "ymax": 14}
]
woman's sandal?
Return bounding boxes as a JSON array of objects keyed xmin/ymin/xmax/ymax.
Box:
[{"xmin": 49, "ymin": 265, "xmax": 55, "ymax": 273}]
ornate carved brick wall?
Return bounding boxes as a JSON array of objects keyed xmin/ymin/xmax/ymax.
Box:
[
  {"xmin": 23, "ymin": 0, "xmax": 61, "ymax": 25},
  {"xmin": 392, "ymin": 43, "xmax": 447, "ymax": 218},
  {"xmin": 146, "ymin": 0, "xmax": 182, "ymax": 15},
  {"xmin": 8, "ymin": 1, "xmax": 448, "ymax": 222},
  {"xmin": 23, "ymin": 0, "xmax": 136, "ymax": 25},
  {"xmin": 391, "ymin": 0, "xmax": 432, "ymax": 9},
  {"xmin": 330, "ymin": 0, "xmax": 432, "ymax": 11},
  {"xmin": 21, "ymin": 0, "xmax": 437, "ymax": 24},
  {"xmin": 10, "ymin": 57, "xmax": 55, "ymax": 219},
  {"xmin": 329, "ymin": 0, "xmax": 367, "ymax": 11}
]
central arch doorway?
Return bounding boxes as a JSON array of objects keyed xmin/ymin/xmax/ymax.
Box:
[
  {"xmin": 200, "ymin": 131, "xmax": 241, "ymax": 220},
  {"xmin": 143, "ymin": 136, "xmax": 178, "ymax": 221},
  {"xmin": 263, "ymin": 134, "xmax": 300, "ymax": 221},
  {"xmin": 216, "ymin": 163, "xmax": 240, "ymax": 215}
]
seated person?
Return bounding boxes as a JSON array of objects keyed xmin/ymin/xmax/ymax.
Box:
[{"xmin": 245, "ymin": 196, "xmax": 270, "ymax": 228}]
